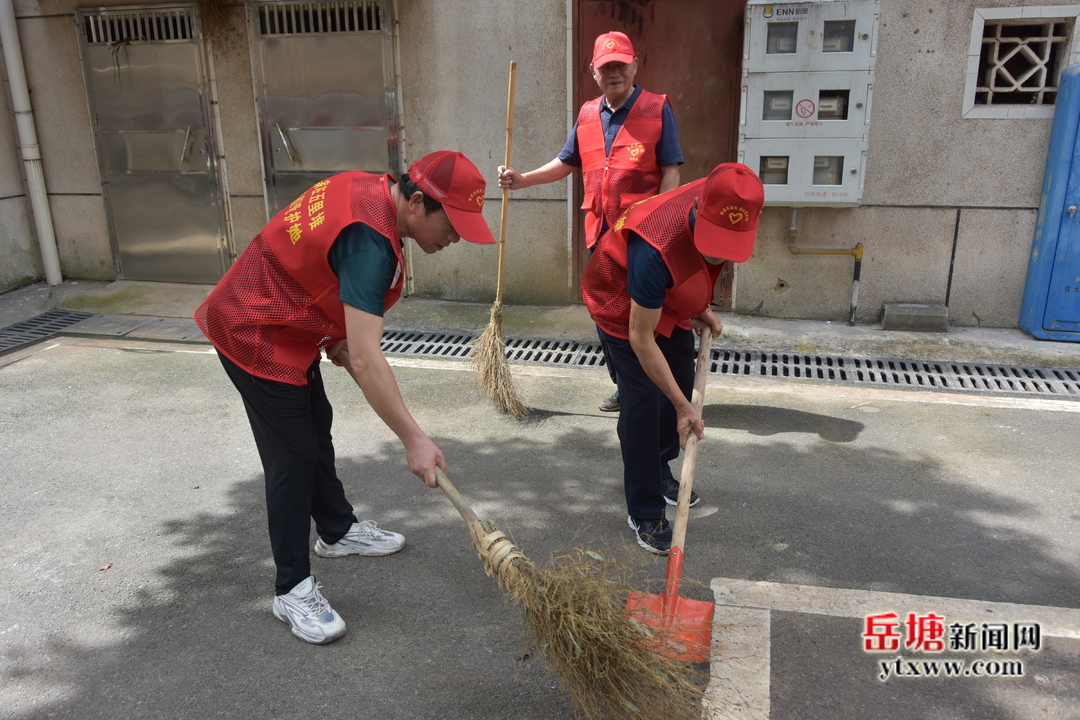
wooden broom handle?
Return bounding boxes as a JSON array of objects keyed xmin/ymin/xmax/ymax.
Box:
[
  {"xmin": 670, "ymin": 326, "xmax": 713, "ymax": 553},
  {"xmin": 434, "ymin": 466, "xmax": 483, "ymax": 528},
  {"xmin": 495, "ymin": 61, "xmax": 517, "ymax": 306}
]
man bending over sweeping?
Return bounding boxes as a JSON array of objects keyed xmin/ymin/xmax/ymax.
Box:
[
  {"xmin": 581, "ymin": 163, "xmax": 764, "ymax": 554},
  {"xmin": 195, "ymin": 151, "xmax": 495, "ymax": 643}
]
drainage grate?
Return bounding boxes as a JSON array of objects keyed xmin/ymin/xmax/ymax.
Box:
[
  {"xmin": 380, "ymin": 331, "xmax": 475, "ymax": 360},
  {"xmin": 4, "ymin": 316, "xmax": 1079, "ymax": 400},
  {"xmin": 0, "ymin": 310, "xmax": 94, "ymax": 354},
  {"xmin": 378, "ymin": 331, "xmax": 1080, "ymax": 400},
  {"xmin": 725, "ymin": 351, "xmax": 1080, "ymax": 398},
  {"xmin": 381, "ymin": 331, "xmax": 611, "ymax": 369},
  {"xmin": 505, "ymin": 337, "xmax": 608, "ymax": 368}
]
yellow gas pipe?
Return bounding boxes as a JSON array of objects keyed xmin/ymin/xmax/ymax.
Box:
[{"xmin": 786, "ymin": 208, "xmax": 863, "ymax": 326}]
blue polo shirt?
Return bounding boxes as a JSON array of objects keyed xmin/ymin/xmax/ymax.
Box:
[
  {"xmin": 559, "ymin": 85, "xmax": 684, "ymax": 167},
  {"xmin": 627, "ymin": 210, "xmax": 697, "ymax": 309}
]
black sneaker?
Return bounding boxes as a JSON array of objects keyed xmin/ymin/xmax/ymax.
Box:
[
  {"xmin": 599, "ymin": 391, "xmax": 620, "ymax": 412},
  {"xmin": 661, "ymin": 471, "xmax": 700, "ymax": 508},
  {"xmin": 627, "ymin": 515, "xmax": 672, "ymax": 555}
]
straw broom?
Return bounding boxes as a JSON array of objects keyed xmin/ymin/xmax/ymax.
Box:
[
  {"xmin": 471, "ymin": 61, "xmax": 529, "ymax": 419},
  {"xmin": 433, "ymin": 467, "xmax": 707, "ymax": 720}
]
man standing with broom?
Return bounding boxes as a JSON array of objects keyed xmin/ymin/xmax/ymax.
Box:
[
  {"xmin": 195, "ymin": 151, "xmax": 495, "ymax": 643},
  {"xmin": 581, "ymin": 163, "xmax": 764, "ymax": 553},
  {"xmin": 497, "ymin": 30, "xmax": 684, "ymax": 413}
]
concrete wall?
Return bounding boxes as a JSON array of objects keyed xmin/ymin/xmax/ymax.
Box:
[
  {"xmin": 735, "ymin": 0, "xmax": 1075, "ymax": 327},
  {"xmin": 0, "ymin": 0, "xmax": 1071, "ymax": 326},
  {"xmin": 12, "ymin": 1, "xmax": 116, "ymax": 281},
  {"xmin": 396, "ymin": 0, "xmax": 573, "ymax": 304},
  {"xmin": 206, "ymin": 4, "xmax": 268, "ymax": 256},
  {"xmin": 0, "ymin": 53, "xmax": 40, "ymax": 292}
]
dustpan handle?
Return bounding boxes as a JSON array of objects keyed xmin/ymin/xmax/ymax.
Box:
[{"xmin": 670, "ymin": 325, "xmax": 712, "ymax": 553}]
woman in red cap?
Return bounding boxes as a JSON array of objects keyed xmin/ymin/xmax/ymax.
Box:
[
  {"xmin": 498, "ymin": 30, "xmax": 684, "ymax": 413},
  {"xmin": 582, "ymin": 163, "xmax": 764, "ymax": 553},
  {"xmin": 196, "ymin": 151, "xmax": 494, "ymax": 644}
]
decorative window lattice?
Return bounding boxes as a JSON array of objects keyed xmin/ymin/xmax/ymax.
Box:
[
  {"xmin": 83, "ymin": 9, "xmax": 193, "ymax": 44},
  {"xmin": 257, "ymin": 1, "xmax": 382, "ymax": 36},
  {"xmin": 976, "ymin": 19, "xmax": 1073, "ymax": 105}
]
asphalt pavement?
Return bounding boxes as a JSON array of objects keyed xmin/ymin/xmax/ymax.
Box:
[{"xmin": 1, "ymin": 280, "xmax": 1079, "ymax": 719}]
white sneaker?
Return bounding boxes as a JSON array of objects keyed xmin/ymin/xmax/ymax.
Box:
[
  {"xmin": 271, "ymin": 576, "xmax": 346, "ymax": 644},
  {"xmin": 314, "ymin": 515, "xmax": 405, "ymax": 557}
]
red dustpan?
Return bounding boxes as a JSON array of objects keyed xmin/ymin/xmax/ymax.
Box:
[{"xmin": 627, "ymin": 326, "xmax": 715, "ymax": 663}]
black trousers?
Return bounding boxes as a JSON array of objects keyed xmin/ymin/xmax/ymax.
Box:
[
  {"xmin": 599, "ymin": 326, "xmax": 695, "ymax": 520},
  {"xmin": 219, "ymin": 353, "xmax": 356, "ymax": 595},
  {"xmin": 597, "ymin": 325, "xmax": 619, "ymax": 384}
]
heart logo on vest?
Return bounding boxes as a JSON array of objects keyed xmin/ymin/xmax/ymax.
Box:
[{"xmin": 627, "ymin": 143, "xmax": 644, "ymax": 161}]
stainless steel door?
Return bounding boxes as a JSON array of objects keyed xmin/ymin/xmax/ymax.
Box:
[
  {"xmin": 252, "ymin": 0, "xmax": 399, "ymax": 217},
  {"xmin": 77, "ymin": 6, "xmax": 229, "ymax": 283}
]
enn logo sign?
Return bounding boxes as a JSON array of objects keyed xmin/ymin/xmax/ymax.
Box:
[{"xmin": 762, "ymin": 6, "xmax": 810, "ymax": 19}]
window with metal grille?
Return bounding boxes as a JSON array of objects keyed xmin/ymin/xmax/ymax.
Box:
[
  {"xmin": 82, "ymin": 9, "xmax": 194, "ymax": 44},
  {"xmin": 976, "ymin": 19, "xmax": 1070, "ymax": 106},
  {"xmin": 256, "ymin": 1, "xmax": 382, "ymax": 37},
  {"xmin": 964, "ymin": 6, "xmax": 1080, "ymax": 119}
]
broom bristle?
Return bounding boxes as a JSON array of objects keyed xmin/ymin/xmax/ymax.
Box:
[
  {"xmin": 514, "ymin": 552, "xmax": 707, "ymax": 720},
  {"xmin": 468, "ymin": 524, "xmax": 707, "ymax": 720},
  {"xmin": 471, "ymin": 303, "xmax": 529, "ymax": 419}
]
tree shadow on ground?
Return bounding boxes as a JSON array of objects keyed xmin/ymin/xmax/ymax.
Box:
[
  {"xmin": 4, "ymin": 352, "xmax": 1079, "ymax": 720},
  {"xmin": 8, "ymin": 427, "xmax": 1078, "ymax": 720}
]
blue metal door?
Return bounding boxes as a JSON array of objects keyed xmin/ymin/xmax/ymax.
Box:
[
  {"xmin": 1042, "ymin": 166, "xmax": 1080, "ymax": 331},
  {"xmin": 1021, "ymin": 65, "xmax": 1080, "ymax": 340}
]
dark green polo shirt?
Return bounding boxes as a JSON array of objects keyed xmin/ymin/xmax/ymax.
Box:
[{"xmin": 327, "ymin": 221, "xmax": 398, "ymax": 317}]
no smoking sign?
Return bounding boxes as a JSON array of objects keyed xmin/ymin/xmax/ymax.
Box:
[{"xmin": 796, "ymin": 99, "xmax": 816, "ymax": 119}]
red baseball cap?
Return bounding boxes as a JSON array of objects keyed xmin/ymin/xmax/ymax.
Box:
[
  {"xmin": 592, "ymin": 31, "xmax": 635, "ymax": 66},
  {"xmin": 694, "ymin": 163, "xmax": 765, "ymax": 262},
  {"xmin": 407, "ymin": 151, "xmax": 496, "ymax": 244}
]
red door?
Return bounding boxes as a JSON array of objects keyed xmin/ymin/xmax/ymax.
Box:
[{"xmin": 573, "ymin": 0, "xmax": 747, "ymax": 306}]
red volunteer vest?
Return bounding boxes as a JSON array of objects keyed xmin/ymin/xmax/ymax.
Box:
[
  {"xmin": 195, "ymin": 172, "xmax": 404, "ymax": 385},
  {"xmin": 578, "ymin": 89, "xmax": 666, "ymax": 248},
  {"xmin": 582, "ymin": 179, "xmax": 724, "ymax": 340}
]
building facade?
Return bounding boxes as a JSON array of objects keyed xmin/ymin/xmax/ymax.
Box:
[{"xmin": 0, "ymin": 0, "xmax": 1075, "ymax": 328}]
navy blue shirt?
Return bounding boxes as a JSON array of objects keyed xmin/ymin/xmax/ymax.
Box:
[
  {"xmin": 559, "ymin": 85, "xmax": 684, "ymax": 167},
  {"xmin": 626, "ymin": 211, "xmax": 696, "ymax": 309}
]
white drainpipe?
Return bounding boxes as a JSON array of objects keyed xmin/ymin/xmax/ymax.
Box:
[{"xmin": 0, "ymin": 0, "xmax": 62, "ymax": 285}]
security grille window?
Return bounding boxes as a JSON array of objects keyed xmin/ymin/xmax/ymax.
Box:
[
  {"xmin": 965, "ymin": 6, "xmax": 1080, "ymax": 119},
  {"xmin": 257, "ymin": 1, "xmax": 381, "ymax": 36},
  {"xmin": 82, "ymin": 9, "xmax": 194, "ymax": 44},
  {"xmin": 976, "ymin": 20, "xmax": 1070, "ymax": 106}
]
